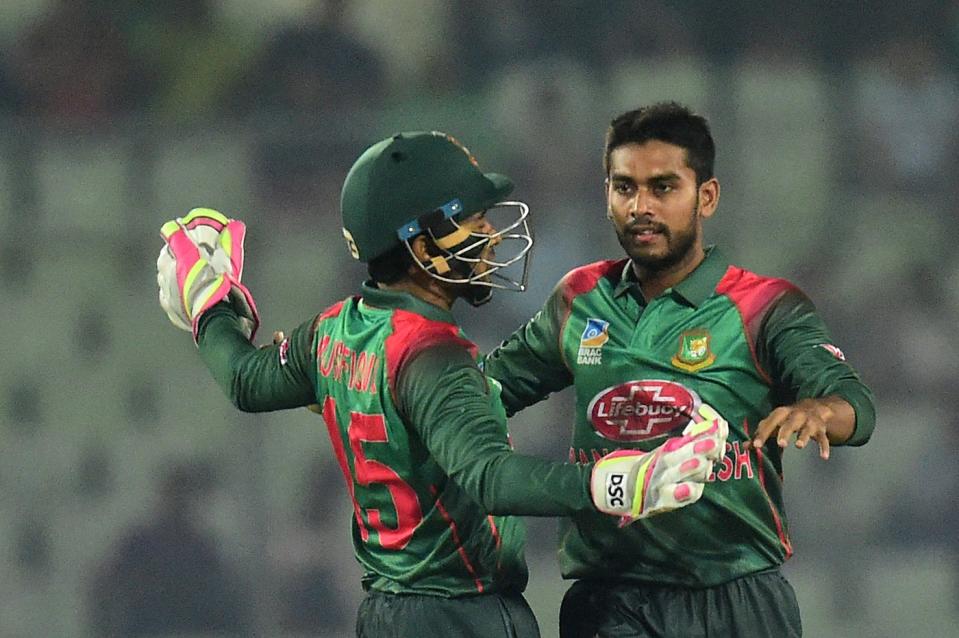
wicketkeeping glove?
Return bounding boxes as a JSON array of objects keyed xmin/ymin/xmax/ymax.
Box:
[
  {"xmin": 591, "ymin": 403, "xmax": 729, "ymax": 526},
  {"xmin": 157, "ymin": 207, "xmax": 260, "ymax": 342}
]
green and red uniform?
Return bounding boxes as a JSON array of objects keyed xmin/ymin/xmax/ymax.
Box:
[
  {"xmin": 483, "ymin": 247, "xmax": 875, "ymax": 636},
  {"xmin": 197, "ymin": 282, "xmax": 595, "ymax": 636}
]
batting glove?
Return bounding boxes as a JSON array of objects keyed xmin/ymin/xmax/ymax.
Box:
[
  {"xmin": 591, "ymin": 403, "xmax": 729, "ymax": 525},
  {"xmin": 157, "ymin": 207, "xmax": 260, "ymax": 342}
]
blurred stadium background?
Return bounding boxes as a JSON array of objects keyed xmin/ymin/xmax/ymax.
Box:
[{"xmin": 0, "ymin": 1, "xmax": 956, "ymax": 636}]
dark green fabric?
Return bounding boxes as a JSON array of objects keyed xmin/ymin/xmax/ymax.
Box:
[
  {"xmin": 558, "ymin": 570, "xmax": 802, "ymax": 638},
  {"xmin": 483, "ymin": 247, "xmax": 876, "ymax": 587},
  {"xmin": 198, "ymin": 305, "xmax": 316, "ymax": 411},
  {"xmin": 401, "ymin": 343, "xmax": 594, "ymax": 516},
  {"xmin": 754, "ymin": 288, "xmax": 876, "ymax": 446},
  {"xmin": 357, "ymin": 590, "xmax": 540, "ymax": 638},
  {"xmin": 196, "ymin": 284, "xmax": 594, "ymax": 600}
]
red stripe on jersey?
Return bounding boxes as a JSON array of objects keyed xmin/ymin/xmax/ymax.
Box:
[
  {"xmin": 321, "ymin": 396, "xmax": 370, "ymax": 543},
  {"xmin": 487, "ymin": 515, "xmax": 503, "ymax": 572},
  {"xmin": 487, "ymin": 515, "xmax": 502, "ymax": 553},
  {"xmin": 561, "ymin": 259, "xmax": 624, "ymax": 301},
  {"xmin": 743, "ymin": 419, "xmax": 793, "ymax": 558},
  {"xmin": 715, "ymin": 267, "xmax": 797, "ymax": 384},
  {"xmin": 431, "ymin": 485, "xmax": 485, "ymax": 593},
  {"xmin": 384, "ymin": 309, "xmax": 478, "ymax": 405},
  {"xmin": 319, "ymin": 299, "xmax": 348, "ymax": 321},
  {"xmin": 557, "ymin": 260, "xmax": 624, "ymax": 369}
]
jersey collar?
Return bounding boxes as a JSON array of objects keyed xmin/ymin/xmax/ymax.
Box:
[
  {"xmin": 360, "ymin": 280, "xmax": 458, "ymax": 324},
  {"xmin": 615, "ymin": 246, "xmax": 729, "ymax": 308},
  {"xmin": 672, "ymin": 246, "xmax": 729, "ymax": 306}
]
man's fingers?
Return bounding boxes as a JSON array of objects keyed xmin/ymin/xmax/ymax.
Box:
[
  {"xmin": 794, "ymin": 427, "xmax": 812, "ymax": 449},
  {"xmin": 750, "ymin": 405, "xmax": 834, "ymax": 458},
  {"xmin": 273, "ymin": 330, "xmax": 286, "ymax": 345},
  {"xmin": 750, "ymin": 408, "xmax": 787, "ymax": 449},
  {"xmin": 814, "ymin": 429, "xmax": 831, "ymax": 460},
  {"xmin": 775, "ymin": 411, "xmax": 808, "ymax": 447}
]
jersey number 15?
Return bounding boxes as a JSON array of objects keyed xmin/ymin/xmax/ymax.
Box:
[{"xmin": 321, "ymin": 396, "xmax": 423, "ymax": 550}]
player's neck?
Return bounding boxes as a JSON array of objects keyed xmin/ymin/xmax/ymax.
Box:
[
  {"xmin": 633, "ymin": 246, "xmax": 705, "ymax": 301},
  {"xmin": 380, "ymin": 275, "xmax": 456, "ymax": 311}
]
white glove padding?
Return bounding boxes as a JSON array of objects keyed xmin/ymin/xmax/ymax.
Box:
[
  {"xmin": 157, "ymin": 208, "xmax": 260, "ymax": 342},
  {"xmin": 591, "ymin": 403, "xmax": 729, "ymax": 525}
]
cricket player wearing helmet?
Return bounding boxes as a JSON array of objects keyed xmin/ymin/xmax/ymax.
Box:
[{"xmin": 156, "ymin": 131, "xmax": 729, "ymax": 636}]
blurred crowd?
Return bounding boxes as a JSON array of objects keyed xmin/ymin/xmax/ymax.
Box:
[
  {"xmin": 2, "ymin": 0, "xmax": 958, "ymax": 636},
  {"xmin": 1, "ymin": 1, "xmax": 957, "ymax": 120}
]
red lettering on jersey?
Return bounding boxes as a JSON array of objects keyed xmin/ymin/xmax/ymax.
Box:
[
  {"xmin": 716, "ymin": 442, "xmax": 734, "ymax": 481},
  {"xmin": 733, "ymin": 441, "xmax": 754, "ymax": 480},
  {"xmin": 367, "ymin": 357, "xmax": 378, "ymax": 394},
  {"xmin": 349, "ymin": 351, "xmax": 367, "ymax": 390},
  {"xmin": 347, "ymin": 352, "xmax": 378, "ymax": 394},
  {"xmin": 334, "ymin": 343, "xmax": 353, "ymax": 381},
  {"xmin": 319, "ymin": 337, "xmax": 378, "ymax": 394},
  {"xmin": 363, "ymin": 354, "xmax": 379, "ymax": 393},
  {"xmin": 318, "ymin": 335, "xmax": 335, "ymax": 377}
]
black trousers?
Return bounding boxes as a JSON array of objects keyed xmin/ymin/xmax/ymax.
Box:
[
  {"xmin": 357, "ymin": 589, "xmax": 540, "ymax": 638},
  {"xmin": 559, "ymin": 569, "xmax": 802, "ymax": 638}
]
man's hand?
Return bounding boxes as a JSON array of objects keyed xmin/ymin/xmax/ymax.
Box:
[
  {"xmin": 157, "ymin": 208, "xmax": 260, "ymax": 342},
  {"xmin": 747, "ymin": 396, "xmax": 856, "ymax": 460},
  {"xmin": 590, "ymin": 404, "xmax": 729, "ymax": 525}
]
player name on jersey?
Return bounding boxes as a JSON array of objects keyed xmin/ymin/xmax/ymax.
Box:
[{"xmin": 317, "ymin": 335, "xmax": 379, "ymax": 394}]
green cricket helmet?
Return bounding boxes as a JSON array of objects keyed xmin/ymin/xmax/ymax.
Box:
[{"xmin": 340, "ymin": 131, "xmax": 533, "ymax": 305}]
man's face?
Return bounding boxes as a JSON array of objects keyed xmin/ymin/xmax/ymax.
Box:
[
  {"xmin": 606, "ymin": 140, "xmax": 717, "ymax": 272},
  {"xmin": 456, "ymin": 210, "xmax": 497, "ymax": 277}
]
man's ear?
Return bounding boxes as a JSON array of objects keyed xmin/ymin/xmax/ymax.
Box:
[
  {"xmin": 408, "ymin": 235, "xmax": 452, "ymax": 275},
  {"xmin": 409, "ymin": 236, "xmax": 431, "ymax": 262},
  {"xmin": 698, "ymin": 178, "xmax": 720, "ymax": 220}
]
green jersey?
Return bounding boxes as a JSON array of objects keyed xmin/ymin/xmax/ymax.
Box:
[
  {"xmin": 483, "ymin": 247, "xmax": 875, "ymax": 587},
  {"xmin": 197, "ymin": 282, "xmax": 594, "ymax": 597}
]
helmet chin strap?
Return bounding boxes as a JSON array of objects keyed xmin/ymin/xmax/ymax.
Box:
[{"xmin": 464, "ymin": 284, "xmax": 492, "ymax": 306}]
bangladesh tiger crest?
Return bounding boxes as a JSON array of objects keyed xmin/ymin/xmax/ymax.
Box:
[
  {"xmin": 671, "ymin": 328, "xmax": 716, "ymax": 372},
  {"xmin": 577, "ymin": 318, "xmax": 609, "ymax": 365}
]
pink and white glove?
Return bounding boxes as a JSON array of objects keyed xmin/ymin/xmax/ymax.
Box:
[
  {"xmin": 591, "ymin": 403, "xmax": 729, "ymax": 526},
  {"xmin": 157, "ymin": 208, "xmax": 259, "ymax": 342}
]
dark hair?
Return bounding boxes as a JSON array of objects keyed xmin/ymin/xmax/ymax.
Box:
[
  {"xmin": 604, "ymin": 102, "xmax": 715, "ymax": 185},
  {"xmin": 367, "ymin": 241, "xmax": 415, "ymax": 284}
]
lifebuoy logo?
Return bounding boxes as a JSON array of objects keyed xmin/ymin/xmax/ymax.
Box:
[{"xmin": 588, "ymin": 380, "xmax": 699, "ymax": 441}]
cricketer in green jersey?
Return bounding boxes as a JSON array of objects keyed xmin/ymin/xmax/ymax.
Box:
[
  {"xmin": 483, "ymin": 103, "xmax": 876, "ymax": 638},
  {"xmin": 154, "ymin": 132, "xmax": 730, "ymax": 637}
]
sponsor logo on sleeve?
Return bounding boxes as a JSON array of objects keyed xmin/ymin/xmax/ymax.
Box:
[
  {"xmin": 817, "ymin": 343, "xmax": 846, "ymax": 361},
  {"xmin": 577, "ymin": 318, "xmax": 610, "ymax": 365},
  {"xmin": 671, "ymin": 328, "xmax": 716, "ymax": 372},
  {"xmin": 588, "ymin": 380, "xmax": 699, "ymax": 441}
]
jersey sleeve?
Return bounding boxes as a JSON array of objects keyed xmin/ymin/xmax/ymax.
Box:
[
  {"xmin": 398, "ymin": 340, "xmax": 593, "ymax": 516},
  {"xmin": 482, "ymin": 281, "xmax": 573, "ymax": 416},
  {"xmin": 196, "ymin": 303, "xmax": 317, "ymax": 411},
  {"xmin": 756, "ymin": 290, "xmax": 876, "ymax": 446}
]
